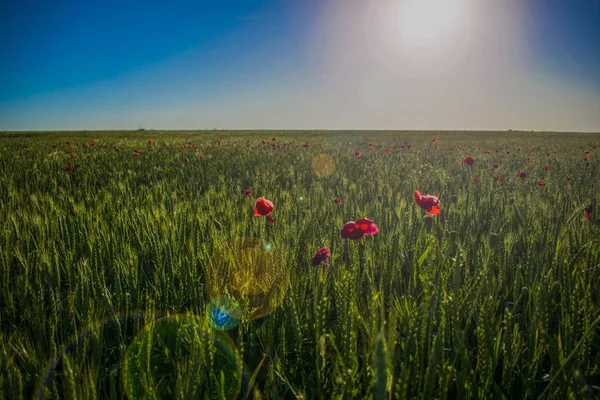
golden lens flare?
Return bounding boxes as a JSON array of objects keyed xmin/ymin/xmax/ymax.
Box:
[
  {"xmin": 122, "ymin": 314, "xmax": 243, "ymax": 400},
  {"xmin": 208, "ymin": 237, "xmax": 289, "ymax": 320},
  {"xmin": 312, "ymin": 153, "xmax": 336, "ymax": 177}
]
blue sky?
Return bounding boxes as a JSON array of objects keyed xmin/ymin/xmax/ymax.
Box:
[{"xmin": 1, "ymin": 0, "xmax": 599, "ymax": 131}]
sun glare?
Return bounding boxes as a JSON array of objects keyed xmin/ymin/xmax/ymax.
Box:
[
  {"xmin": 364, "ymin": 0, "xmax": 470, "ymax": 77},
  {"xmin": 395, "ymin": 0, "xmax": 465, "ymax": 47}
]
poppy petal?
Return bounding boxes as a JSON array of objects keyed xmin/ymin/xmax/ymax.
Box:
[
  {"xmin": 427, "ymin": 205, "xmax": 440, "ymax": 215},
  {"xmin": 364, "ymin": 223, "xmax": 379, "ymax": 235}
]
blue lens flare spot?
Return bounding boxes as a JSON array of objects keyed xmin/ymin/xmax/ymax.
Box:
[{"xmin": 207, "ymin": 296, "xmax": 242, "ymax": 331}]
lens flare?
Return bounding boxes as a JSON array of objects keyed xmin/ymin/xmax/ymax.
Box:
[
  {"xmin": 208, "ymin": 236, "xmax": 288, "ymax": 320},
  {"xmin": 123, "ymin": 314, "xmax": 244, "ymax": 399},
  {"xmin": 207, "ymin": 295, "xmax": 242, "ymax": 331},
  {"xmin": 312, "ymin": 153, "xmax": 336, "ymax": 177},
  {"xmin": 34, "ymin": 312, "xmax": 252, "ymax": 400}
]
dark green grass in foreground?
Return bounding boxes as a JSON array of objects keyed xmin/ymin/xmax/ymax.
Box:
[{"xmin": 0, "ymin": 130, "xmax": 599, "ymax": 399}]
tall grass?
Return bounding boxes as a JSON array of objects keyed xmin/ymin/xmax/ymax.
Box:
[{"xmin": 0, "ymin": 130, "xmax": 599, "ymax": 399}]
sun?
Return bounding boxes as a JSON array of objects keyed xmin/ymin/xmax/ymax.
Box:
[{"xmin": 394, "ymin": 0, "xmax": 465, "ymax": 48}]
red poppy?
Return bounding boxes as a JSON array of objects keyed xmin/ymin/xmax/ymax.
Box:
[
  {"xmin": 66, "ymin": 142, "xmax": 70, "ymax": 146},
  {"xmin": 114, "ymin": 147, "xmax": 120, "ymax": 152},
  {"xmin": 272, "ymin": 137, "xmax": 276, "ymax": 141},
  {"xmin": 463, "ymin": 156, "xmax": 476, "ymax": 166},
  {"xmin": 148, "ymin": 140, "xmax": 153, "ymax": 145},
  {"xmin": 518, "ymin": 171, "xmax": 527, "ymax": 179},
  {"xmin": 71, "ymin": 155, "xmax": 76, "ymax": 159},
  {"xmin": 66, "ymin": 165, "xmax": 73, "ymax": 172},
  {"xmin": 83, "ymin": 143, "xmax": 87, "ymax": 148},
  {"xmin": 584, "ymin": 157, "xmax": 589, "ymax": 162},
  {"xmin": 537, "ymin": 181, "xmax": 545, "ymax": 186},
  {"xmin": 566, "ymin": 176, "xmax": 571, "ymax": 183},
  {"xmin": 493, "ymin": 163, "xmax": 500, "ymax": 169},
  {"xmin": 432, "ymin": 138, "xmax": 439, "ymax": 144},
  {"xmin": 472, "ymin": 176, "xmax": 480, "ymax": 182},
  {"xmin": 183, "ymin": 157, "xmax": 189, "ymax": 163},
  {"xmin": 355, "ymin": 151, "xmax": 361, "ymax": 158},
  {"xmin": 311, "ymin": 247, "xmax": 331, "ymax": 266},
  {"xmin": 527, "ymin": 157, "xmax": 533, "ymax": 162},
  {"xmin": 585, "ymin": 150, "xmax": 590, "ymax": 154},
  {"xmin": 543, "ymin": 166, "xmax": 550, "ymax": 172},
  {"xmin": 254, "ymin": 197, "xmax": 274, "ymax": 216},
  {"xmin": 134, "ymin": 149, "xmax": 140, "ymax": 154},
  {"xmin": 585, "ymin": 203, "xmax": 594, "ymax": 219},
  {"xmin": 90, "ymin": 141, "xmax": 95, "ymax": 146},
  {"xmin": 242, "ymin": 189, "xmax": 252, "ymax": 197},
  {"xmin": 341, "ymin": 218, "xmax": 379, "ymax": 240},
  {"xmin": 493, "ymin": 176, "xmax": 500, "ymax": 184},
  {"xmin": 334, "ymin": 198, "xmax": 342, "ymax": 205},
  {"xmin": 485, "ymin": 150, "xmax": 491, "ymax": 154},
  {"xmin": 303, "ymin": 142, "xmax": 310, "ymax": 147},
  {"xmin": 414, "ymin": 190, "xmax": 440, "ymax": 215}
]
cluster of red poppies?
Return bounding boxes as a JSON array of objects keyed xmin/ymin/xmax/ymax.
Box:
[{"xmin": 249, "ymin": 188, "xmax": 442, "ymax": 267}]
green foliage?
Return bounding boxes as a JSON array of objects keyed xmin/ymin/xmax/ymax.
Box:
[{"xmin": 0, "ymin": 130, "xmax": 599, "ymax": 399}]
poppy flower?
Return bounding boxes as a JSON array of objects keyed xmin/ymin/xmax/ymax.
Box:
[
  {"xmin": 148, "ymin": 140, "xmax": 153, "ymax": 145},
  {"xmin": 71, "ymin": 155, "xmax": 76, "ymax": 159},
  {"xmin": 566, "ymin": 176, "xmax": 571, "ymax": 183},
  {"xmin": 493, "ymin": 176, "xmax": 500, "ymax": 184},
  {"xmin": 311, "ymin": 247, "xmax": 331, "ymax": 266},
  {"xmin": 585, "ymin": 203, "xmax": 594, "ymax": 219},
  {"xmin": 134, "ymin": 149, "xmax": 140, "ymax": 154},
  {"xmin": 272, "ymin": 137, "xmax": 276, "ymax": 141},
  {"xmin": 414, "ymin": 190, "xmax": 440, "ymax": 215},
  {"xmin": 432, "ymin": 138, "xmax": 439, "ymax": 144},
  {"xmin": 114, "ymin": 147, "xmax": 120, "ymax": 152},
  {"xmin": 585, "ymin": 150, "xmax": 590, "ymax": 154},
  {"xmin": 254, "ymin": 197, "xmax": 274, "ymax": 216},
  {"xmin": 66, "ymin": 142, "xmax": 70, "ymax": 146},
  {"xmin": 341, "ymin": 218, "xmax": 379, "ymax": 240},
  {"xmin": 518, "ymin": 171, "xmax": 527, "ymax": 179},
  {"xmin": 183, "ymin": 157, "xmax": 189, "ymax": 163},
  {"xmin": 303, "ymin": 142, "xmax": 310, "ymax": 147},
  {"xmin": 83, "ymin": 143, "xmax": 87, "ymax": 148},
  {"xmin": 544, "ymin": 166, "xmax": 550, "ymax": 172},
  {"xmin": 485, "ymin": 150, "xmax": 491, "ymax": 154},
  {"xmin": 66, "ymin": 165, "xmax": 73, "ymax": 172},
  {"xmin": 334, "ymin": 198, "xmax": 342, "ymax": 205},
  {"xmin": 584, "ymin": 157, "xmax": 589, "ymax": 162},
  {"xmin": 242, "ymin": 189, "xmax": 252, "ymax": 198},
  {"xmin": 407, "ymin": 143, "xmax": 411, "ymax": 148},
  {"xmin": 537, "ymin": 181, "xmax": 545, "ymax": 186},
  {"xmin": 472, "ymin": 176, "xmax": 480, "ymax": 182},
  {"xmin": 463, "ymin": 156, "xmax": 476, "ymax": 166},
  {"xmin": 355, "ymin": 151, "xmax": 361, "ymax": 158},
  {"xmin": 493, "ymin": 163, "xmax": 500, "ymax": 169}
]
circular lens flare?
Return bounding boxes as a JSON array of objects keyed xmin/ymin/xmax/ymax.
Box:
[
  {"xmin": 208, "ymin": 237, "xmax": 288, "ymax": 320},
  {"xmin": 207, "ymin": 296, "xmax": 242, "ymax": 331},
  {"xmin": 312, "ymin": 154, "xmax": 336, "ymax": 177},
  {"xmin": 123, "ymin": 314, "xmax": 243, "ymax": 400}
]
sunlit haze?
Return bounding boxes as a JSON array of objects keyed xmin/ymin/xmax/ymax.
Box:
[{"xmin": 1, "ymin": 0, "xmax": 599, "ymax": 131}]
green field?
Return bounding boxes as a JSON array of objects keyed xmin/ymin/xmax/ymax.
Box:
[{"xmin": 1, "ymin": 130, "xmax": 599, "ymax": 399}]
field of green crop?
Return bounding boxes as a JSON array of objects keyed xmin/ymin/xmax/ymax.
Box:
[{"xmin": 1, "ymin": 130, "xmax": 599, "ymax": 399}]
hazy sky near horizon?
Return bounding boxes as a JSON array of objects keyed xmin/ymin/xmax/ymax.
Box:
[{"xmin": 1, "ymin": 0, "xmax": 599, "ymax": 131}]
